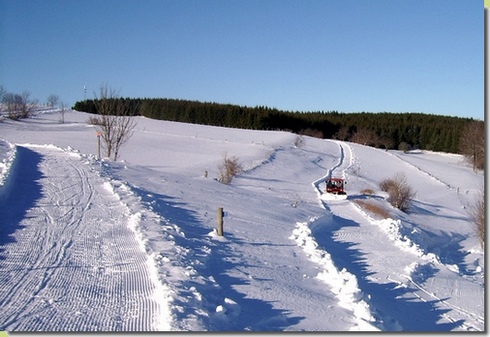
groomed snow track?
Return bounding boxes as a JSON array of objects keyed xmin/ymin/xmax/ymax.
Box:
[{"xmin": 0, "ymin": 144, "xmax": 165, "ymax": 331}]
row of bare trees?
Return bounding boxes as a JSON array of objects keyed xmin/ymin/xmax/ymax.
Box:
[
  {"xmin": 0, "ymin": 86, "xmax": 68, "ymax": 121},
  {"xmin": 0, "ymin": 86, "xmax": 39, "ymax": 120},
  {"xmin": 1, "ymin": 83, "xmax": 138, "ymax": 161},
  {"xmin": 335, "ymin": 126, "xmax": 397, "ymax": 150}
]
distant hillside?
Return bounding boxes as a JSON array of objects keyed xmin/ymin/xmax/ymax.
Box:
[{"xmin": 73, "ymin": 97, "xmax": 479, "ymax": 155}]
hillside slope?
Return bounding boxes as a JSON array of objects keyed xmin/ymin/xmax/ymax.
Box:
[{"xmin": 0, "ymin": 110, "xmax": 484, "ymax": 331}]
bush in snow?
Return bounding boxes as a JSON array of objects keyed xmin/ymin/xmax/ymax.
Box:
[
  {"xmin": 294, "ymin": 135, "xmax": 304, "ymax": 148},
  {"xmin": 470, "ymin": 187, "xmax": 484, "ymax": 248},
  {"xmin": 217, "ymin": 153, "xmax": 242, "ymax": 185},
  {"xmin": 379, "ymin": 178, "xmax": 397, "ymax": 193},
  {"xmin": 379, "ymin": 172, "xmax": 416, "ymax": 212},
  {"xmin": 360, "ymin": 188, "xmax": 375, "ymax": 195},
  {"xmin": 398, "ymin": 141, "xmax": 411, "ymax": 153},
  {"xmin": 3, "ymin": 90, "xmax": 38, "ymax": 120}
]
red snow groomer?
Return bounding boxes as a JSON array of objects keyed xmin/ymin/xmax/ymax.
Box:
[
  {"xmin": 325, "ymin": 178, "xmax": 347, "ymax": 194},
  {"xmin": 322, "ymin": 178, "xmax": 347, "ymax": 200}
]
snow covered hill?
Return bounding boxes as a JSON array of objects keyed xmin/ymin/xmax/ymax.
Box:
[{"xmin": 0, "ymin": 109, "xmax": 484, "ymax": 331}]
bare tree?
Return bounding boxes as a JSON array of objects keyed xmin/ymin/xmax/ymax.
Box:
[
  {"xmin": 333, "ymin": 126, "xmax": 351, "ymax": 141},
  {"xmin": 377, "ymin": 136, "xmax": 394, "ymax": 150},
  {"xmin": 92, "ymin": 84, "xmax": 138, "ymax": 161},
  {"xmin": 2, "ymin": 93, "xmax": 21, "ymax": 118},
  {"xmin": 459, "ymin": 120, "xmax": 484, "ymax": 171},
  {"xmin": 3, "ymin": 91, "xmax": 38, "ymax": 119},
  {"xmin": 351, "ymin": 128, "xmax": 379, "ymax": 147},
  {"xmin": 47, "ymin": 94, "xmax": 59, "ymax": 107},
  {"xmin": 0, "ymin": 85, "xmax": 6, "ymax": 103},
  {"xmin": 59, "ymin": 101, "xmax": 67, "ymax": 124}
]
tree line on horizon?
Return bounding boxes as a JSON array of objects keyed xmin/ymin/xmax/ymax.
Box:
[{"xmin": 72, "ymin": 97, "xmax": 483, "ymax": 169}]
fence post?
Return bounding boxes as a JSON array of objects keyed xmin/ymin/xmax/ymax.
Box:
[
  {"xmin": 96, "ymin": 132, "xmax": 102, "ymax": 159},
  {"xmin": 217, "ymin": 207, "xmax": 224, "ymax": 236}
]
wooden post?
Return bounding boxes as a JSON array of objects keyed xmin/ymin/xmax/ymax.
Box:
[
  {"xmin": 217, "ymin": 207, "xmax": 224, "ymax": 236},
  {"xmin": 96, "ymin": 132, "xmax": 101, "ymax": 159}
]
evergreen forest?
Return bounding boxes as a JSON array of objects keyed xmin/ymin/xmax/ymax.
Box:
[{"xmin": 72, "ymin": 97, "xmax": 483, "ymax": 167}]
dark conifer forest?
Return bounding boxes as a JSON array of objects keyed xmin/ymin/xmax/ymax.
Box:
[{"xmin": 73, "ymin": 97, "xmax": 483, "ymax": 168}]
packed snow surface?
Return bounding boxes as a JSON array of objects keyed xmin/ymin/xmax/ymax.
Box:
[{"xmin": 0, "ymin": 109, "xmax": 484, "ymax": 331}]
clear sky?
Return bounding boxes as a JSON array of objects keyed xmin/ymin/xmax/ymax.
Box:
[{"xmin": 0, "ymin": 0, "xmax": 484, "ymax": 120}]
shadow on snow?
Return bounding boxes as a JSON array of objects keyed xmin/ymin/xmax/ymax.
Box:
[
  {"xmin": 0, "ymin": 146, "xmax": 44, "ymax": 262},
  {"xmin": 127, "ymin": 183, "xmax": 302, "ymax": 331},
  {"xmin": 309, "ymin": 212, "xmax": 464, "ymax": 332}
]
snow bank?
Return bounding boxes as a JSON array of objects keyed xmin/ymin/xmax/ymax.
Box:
[
  {"xmin": 352, "ymin": 203, "xmax": 440, "ymax": 264},
  {"xmin": 290, "ymin": 218, "xmax": 380, "ymax": 331},
  {"xmin": 0, "ymin": 138, "xmax": 16, "ymax": 190}
]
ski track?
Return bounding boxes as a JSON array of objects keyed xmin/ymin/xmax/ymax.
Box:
[
  {"xmin": 292, "ymin": 140, "xmax": 483, "ymax": 331},
  {"xmin": 0, "ymin": 144, "xmax": 163, "ymax": 331}
]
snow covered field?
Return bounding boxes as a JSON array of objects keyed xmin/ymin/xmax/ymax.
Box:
[{"xmin": 0, "ymin": 109, "xmax": 484, "ymax": 332}]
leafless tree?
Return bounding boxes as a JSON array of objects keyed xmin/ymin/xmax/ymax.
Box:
[
  {"xmin": 59, "ymin": 101, "xmax": 67, "ymax": 124},
  {"xmin": 92, "ymin": 84, "xmax": 138, "ymax": 161},
  {"xmin": 0, "ymin": 85, "xmax": 6, "ymax": 103},
  {"xmin": 299, "ymin": 128, "xmax": 324, "ymax": 139},
  {"xmin": 333, "ymin": 126, "xmax": 351, "ymax": 141},
  {"xmin": 459, "ymin": 120, "xmax": 484, "ymax": 171},
  {"xmin": 47, "ymin": 94, "xmax": 59, "ymax": 107},
  {"xmin": 377, "ymin": 136, "xmax": 394, "ymax": 150},
  {"xmin": 351, "ymin": 128, "xmax": 379, "ymax": 147},
  {"xmin": 3, "ymin": 91, "xmax": 38, "ymax": 119}
]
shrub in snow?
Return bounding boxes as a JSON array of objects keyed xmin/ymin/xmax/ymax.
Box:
[
  {"xmin": 398, "ymin": 141, "xmax": 411, "ymax": 153},
  {"xmin": 470, "ymin": 187, "xmax": 484, "ymax": 248},
  {"xmin": 294, "ymin": 135, "xmax": 304, "ymax": 148},
  {"xmin": 379, "ymin": 172, "xmax": 416, "ymax": 212},
  {"xmin": 360, "ymin": 188, "xmax": 375, "ymax": 195},
  {"xmin": 217, "ymin": 153, "xmax": 242, "ymax": 185}
]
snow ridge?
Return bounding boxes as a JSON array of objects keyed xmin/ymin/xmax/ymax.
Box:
[
  {"xmin": 290, "ymin": 218, "xmax": 380, "ymax": 331},
  {"xmin": 294, "ymin": 140, "xmax": 383, "ymax": 330},
  {"xmin": 0, "ymin": 138, "xmax": 16, "ymax": 191}
]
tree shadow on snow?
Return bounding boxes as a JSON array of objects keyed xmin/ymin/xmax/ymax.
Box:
[
  {"xmin": 207, "ymin": 232, "xmax": 304, "ymax": 331},
  {"xmin": 411, "ymin": 225, "xmax": 472, "ymax": 276},
  {"xmin": 0, "ymin": 146, "xmax": 44, "ymax": 261},
  {"xmin": 410, "ymin": 200, "xmax": 468, "ymax": 222},
  {"xmin": 310, "ymin": 213, "xmax": 464, "ymax": 332},
  {"xmin": 128, "ymin": 185, "xmax": 301, "ymax": 331},
  {"xmin": 399, "ymin": 208, "xmax": 473, "ymax": 276}
]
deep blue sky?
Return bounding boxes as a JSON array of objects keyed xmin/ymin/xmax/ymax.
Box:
[{"xmin": 0, "ymin": 0, "xmax": 484, "ymax": 120}]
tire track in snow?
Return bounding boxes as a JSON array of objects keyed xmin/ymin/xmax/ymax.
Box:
[
  {"xmin": 306, "ymin": 142, "xmax": 482, "ymax": 331},
  {"xmin": 0, "ymin": 145, "xmax": 164, "ymax": 331},
  {"xmin": 311, "ymin": 140, "xmax": 351, "ymax": 201},
  {"xmin": 291, "ymin": 140, "xmax": 383, "ymax": 331},
  {"xmin": 385, "ymin": 150, "xmax": 480, "ymax": 215},
  {"xmin": 396, "ymin": 273, "xmax": 484, "ymax": 331}
]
